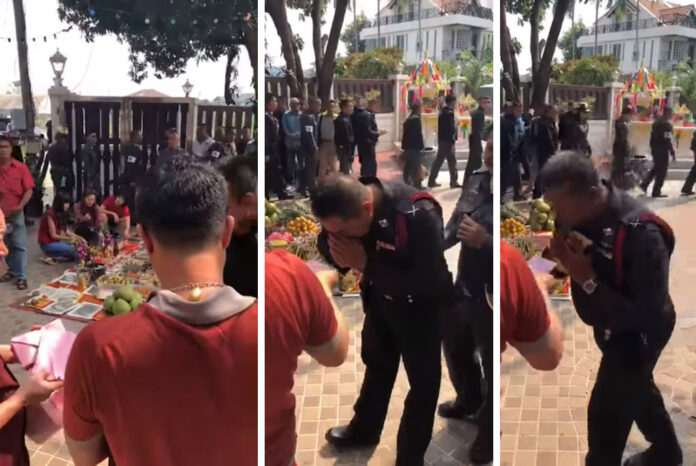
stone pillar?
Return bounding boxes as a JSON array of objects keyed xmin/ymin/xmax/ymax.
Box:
[
  {"xmin": 186, "ymin": 98, "xmax": 198, "ymax": 149},
  {"xmin": 47, "ymin": 84, "xmax": 72, "ymax": 139},
  {"xmin": 391, "ymin": 74, "xmax": 410, "ymax": 150},
  {"xmin": 605, "ymin": 81, "xmax": 624, "ymax": 151}
]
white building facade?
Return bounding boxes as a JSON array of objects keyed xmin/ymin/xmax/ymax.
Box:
[
  {"xmin": 577, "ymin": 0, "xmax": 696, "ymax": 73},
  {"xmin": 360, "ymin": 0, "xmax": 493, "ymax": 64}
]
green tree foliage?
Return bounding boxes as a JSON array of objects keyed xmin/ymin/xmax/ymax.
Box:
[
  {"xmin": 57, "ymin": 0, "xmax": 257, "ymax": 100},
  {"xmin": 340, "ymin": 13, "xmax": 371, "ymax": 54},
  {"xmin": 457, "ymin": 50, "xmax": 493, "ymax": 97},
  {"xmin": 675, "ymin": 62, "xmax": 696, "ymax": 115},
  {"xmin": 559, "ymin": 20, "xmax": 588, "ymax": 62},
  {"xmin": 552, "ymin": 55, "xmax": 620, "ymax": 86},
  {"xmin": 336, "ymin": 47, "xmax": 404, "ymax": 79}
]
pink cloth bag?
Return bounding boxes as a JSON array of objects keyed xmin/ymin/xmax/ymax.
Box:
[{"xmin": 10, "ymin": 319, "xmax": 77, "ymax": 442}]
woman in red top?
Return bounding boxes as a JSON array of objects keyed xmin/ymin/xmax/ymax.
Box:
[
  {"xmin": 0, "ymin": 345, "xmax": 63, "ymax": 466},
  {"xmin": 73, "ymin": 190, "xmax": 107, "ymax": 245},
  {"xmin": 38, "ymin": 192, "xmax": 85, "ymax": 263}
]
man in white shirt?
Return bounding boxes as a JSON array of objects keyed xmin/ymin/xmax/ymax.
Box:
[{"xmin": 192, "ymin": 126, "xmax": 215, "ymax": 161}]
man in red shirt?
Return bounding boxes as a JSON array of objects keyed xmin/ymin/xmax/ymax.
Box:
[
  {"xmin": 0, "ymin": 135, "xmax": 34, "ymax": 290},
  {"xmin": 265, "ymin": 250, "xmax": 349, "ymax": 465},
  {"xmin": 63, "ymin": 158, "xmax": 258, "ymax": 466},
  {"xmin": 101, "ymin": 192, "xmax": 131, "ymax": 239},
  {"xmin": 501, "ymin": 240, "xmax": 563, "ymax": 368}
]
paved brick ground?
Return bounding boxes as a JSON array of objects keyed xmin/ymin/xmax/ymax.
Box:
[{"xmin": 501, "ymin": 181, "xmax": 696, "ymax": 466}]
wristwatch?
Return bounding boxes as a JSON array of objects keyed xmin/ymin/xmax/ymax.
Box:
[{"xmin": 581, "ymin": 277, "xmax": 598, "ymax": 295}]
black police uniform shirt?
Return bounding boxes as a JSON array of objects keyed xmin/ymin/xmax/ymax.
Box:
[
  {"xmin": 567, "ymin": 183, "xmax": 675, "ymax": 345},
  {"xmin": 357, "ymin": 177, "xmax": 452, "ymax": 301},
  {"xmin": 650, "ymin": 118, "xmax": 674, "ymax": 153},
  {"xmin": 438, "ymin": 107, "xmax": 457, "ymax": 144},
  {"xmin": 223, "ymin": 228, "xmax": 258, "ymax": 298},
  {"xmin": 444, "ymin": 167, "xmax": 493, "ymax": 300}
]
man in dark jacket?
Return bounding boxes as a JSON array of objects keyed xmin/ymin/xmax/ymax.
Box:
[
  {"xmin": 500, "ymin": 103, "xmax": 520, "ymax": 200},
  {"xmin": 312, "ymin": 173, "xmax": 452, "ymax": 465},
  {"xmin": 402, "ymin": 102, "xmax": 426, "ymax": 188},
  {"xmin": 47, "ymin": 132, "xmax": 74, "ymax": 199},
  {"xmin": 334, "ymin": 99, "xmax": 355, "ymax": 175},
  {"xmin": 439, "ymin": 134, "xmax": 493, "ymax": 464},
  {"xmin": 274, "ymin": 96, "xmax": 288, "ymax": 189},
  {"xmin": 464, "ymin": 96, "xmax": 490, "ymax": 185},
  {"xmin": 532, "ymin": 105, "xmax": 558, "ymax": 198},
  {"xmin": 641, "ymin": 107, "xmax": 675, "ymax": 198},
  {"xmin": 299, "ymin": 97, "xmax": 320, "ymax": 196},
  {"xmin": 79, "ymin": 132, "xmax": 102, "ymax": 195},
  {"xmin": 429, "ymin": 94, "xmax": 460, "ymax": 188},
  {"xmin": 612, "ymin": 107, "xmax": 633, "ymax": 189},
  {"xmin": 558, "ymin": 103, "xmax": 577, "ymax": 150},
  {"xmin": 543, "ymin": 152, "xmax": 682, "ymax": 466},
  {"xmin": 354, "ymin": 99, "xmax": 384, "ymax": 177},
  {"xmin": 265, "ymin": 94, "xmax": 290, "ymax": 200}
]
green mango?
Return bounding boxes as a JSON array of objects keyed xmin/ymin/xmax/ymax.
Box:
[
  {"xmin": 103, "ymin": 296, "xmax": 115, "ymax": 313},
  {"xmin": 130, "ymin": 293, "xmax": 143, "ymax": 311},
  {"xmin": 536, "ymin": 202, "xmax": 551, "ymax": 213},
  {"xmin": 113, "ymin": 298, "xmax": 131, "ymax": 316},
  {"xmin": 115, "ymin": 286, "xmax": 135, "ymax": 302}
]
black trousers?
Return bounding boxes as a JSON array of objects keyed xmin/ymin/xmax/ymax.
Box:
[
  {"xmin": 611, "ymin": 149, "xmax": 628, "ymax": 190},
  {"xmin": 500, "ymin": 162, "xmax": 518, "ymax": 201},
  {"xmin": 299, "ymin": 148, "xmax": 317, "ymax": 194},
  {"xmin": 284, "ymin": 145, "xmax": 301, "ymax": 185},
  {"xmin": 464, "ymin": 134, "xmax": 483, "ymax": 185},
  {"xmin": 358, "ymin": 143, "xmax": 377, "ymax": 177},
  {"xmin": 682, "ymin": 151, "xmax": 696, "ymax": 193},
  {"xmin": 641, "ymin": 150, "xmax": 669, "ymax": 196},
  {"xmin": 337, "ymin": 145, "xmax": 353, "ymax": 175},
  {"xmin": 265, "ymin": 150, "xmax": 286, "ymax": 198},
  {"xmin": 349, "ymin": 292, "xmax": 442, "ymax": 465},
  {"xmin": 533, "ymin": 154, "xmax": 552, "ymax": 199},
  {"xmin": 442, "ymin": 297, "xmax": 493, "ymax": 433},
  {"xmin": 402, "ymin": 150, "xmax": 424, "ymax": 187},
  {"xmin": 429, "ymin": 141, "xmax": 458, "ymax": 185},
  {"xmin": 586, "ymin": 324, "xmax": 681, "ymax": 466}
]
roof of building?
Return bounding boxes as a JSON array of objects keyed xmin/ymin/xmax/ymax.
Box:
[{"xmin": 127, "ymin": 89, "xmax": 170, "ymax": 98}]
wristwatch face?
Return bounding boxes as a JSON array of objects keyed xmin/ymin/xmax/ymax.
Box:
[{"xmin": 582, "ymin": 279, "xmax": 597, "ymax": 294}]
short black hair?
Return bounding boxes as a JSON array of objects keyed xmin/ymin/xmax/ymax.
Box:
[
  {"xmin": 137, "ymin": 157, "xmax": 228, "ymax": 250},
  {"xmin": 218, "ymin": 154, "xmax": 257, "ymax": 201},
  {"xmin": 52, "ymin": 191, "xmax": 72, "ymax": 213},
  {"xmin": 445, "ymin": 94, "xmax": 456, "ymax": 104},
  {"xmin": 166, "ymin": 128, "xmax": 178, "ymax": 136},
  {"xmin": 0, "ymin": 135, "xmax": 10, "ymax": 145},
  {"xmin": 266, "ymin": 93, "xmax": 276, "ymax": 105},
  {"xmin": 311, "ymin": 174, "xmax": 368, "ymax": 220},
  {"xmin": 540, "ymin": 151, "xmax": 600, "ymax": 195},
  {"xmin": 339, "ymin": 99, "xmax": 352, "ymax": 110}
]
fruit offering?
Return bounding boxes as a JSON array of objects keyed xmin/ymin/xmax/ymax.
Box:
[
  {"xmin": 501, "ymin": 202, "xmax": 527, "ymax": 224},
  {"xmin": 509, "ymin": 235, "xmax": 539, "ymax": 260},
  {"xmin": 266, "ymin": 231, "xmax": 293, "ymax": 248},
  {"xmin": 501, "ymin": 218, "xmax": 526, "ymax": 237},
  {"xmin": 286, "ymin": 216, "xmax": 320, "ymax": 236},
  {"xmin": 103, "ymin": 285, "xmax": 143, "ymax": 316},
  {"xmin": 265, "ymin": 199, "xmax": 280, "ymax": 227},
  {"xmin": 529, "ymin": 199, "xmax": 555, "ymax": 232}
]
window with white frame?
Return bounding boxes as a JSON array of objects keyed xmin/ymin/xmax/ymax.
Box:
[{"xmin": 674, "ymin": 41, "xmax": 687, "ymax": 61}]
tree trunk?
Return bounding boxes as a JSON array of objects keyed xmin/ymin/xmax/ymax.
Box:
[
  {"xmin": 292, "ymin": 36, "xmax": 306, "ymax": 100},
  {"xmin": 12, "ymin": 0, "xmax": 34, "ymax": 136},
  {"xmin": 530, "ymin": 0, "xmax": 571, "ymax": 109},
  {"xmin": 241, "ymin": 12, "xmax": 258, "ymax": 94},
  {"xmin": 501, "ymin": 1, "xmax": 520, "ymax": 101},
  {"xmin": 594, "ymin": 0, "xmax": 599, "ymax": 55},
  {"xmin": 312, "ymin": 0, "xmax": 323, "ymax": 77},
  {"xmin": 266, "ymin": 0, "xmax": 303, "ymax": 97},
  {"xmin": 529, "ymin": 0, "xmax": 543, "ymax": 85},
  {"xmin": 224, "ymin": 48, "xmax": 236, "ymax": 104},
  {"xmin": 318, "ymin": 0, "xmax": 350, "ymax": 106}
]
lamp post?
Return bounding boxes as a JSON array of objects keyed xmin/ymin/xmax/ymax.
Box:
[
  {"xmin": 49, "ymin": 49, "xmax": 67, "ymax": 87},
  {"xmin": 183, "ymin": 79, "xmax": 194, "ymax": 97}
]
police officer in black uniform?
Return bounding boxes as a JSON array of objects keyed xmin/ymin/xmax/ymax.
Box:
[
  {"xmin": 299, "ymin": 97, "xmax": 320, "ymax": 196},
  {"xmin": 612, "ymin": 107, "xmax": 633, "ymax": 190},
  {"xmin": 429, "ymin": 94, "xmax": 460, "ymax": 188},
  {"xmin": 641, "ymin": 107, "xmax": 675, "ymax": 198},
  {"xmin": 265, "ymin": 94, "xmax": 290, "ymax": 200},
  {"xmin": 542, "ymin": 151, "xmax": 682, "ymax": 466},
  {"xmin": 47, "ymin": 132, "xmax": 74, "ymax": 199},
  {"xmin": 464, "ymin": 96, "xmax": 490, "ymax": 185},
  {"xmin": 118, "ymin": 129, "xmax": 146, "ymax": 224},
  {"xmin": 312, "ymin": 174, "xmax": 452, "ymax": 466},
  {"xmin": 334, "ymin": 99, "xmax": 355, "ymax": 175},
  {"xmin": 439, "ymin": 133, "xmax": 493, "ymax": 464}
]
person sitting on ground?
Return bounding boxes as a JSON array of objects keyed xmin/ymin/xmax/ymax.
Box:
[
  {"xmin": 101, "ymin": 192, "xmax": 131, "ymax": 239},
  {"xmin": 38, "ymin": 191, "xmax": 86, "ymax": 264},
  {"xmin": 73, "ymin": 190, "xmax": 107, "ymax": 246},
  {"xmin": 219, "ymin": 154, "xmax": 258, "ymax": 297},
  {"xmin": 63, "ymin": 158, "xmax": 258, "ymax": 466},
  {"xmin": 265, "ymin": 251, "xmax": 349, "ymax": 465},
  {"xmin": 0, "ymin": 345, "xmax": 63, "ymax": 465}
]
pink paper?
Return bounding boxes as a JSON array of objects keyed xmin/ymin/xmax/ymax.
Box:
[{"xmin": 10, "ymin": 319, "xmax": 77, "ymax": 441}]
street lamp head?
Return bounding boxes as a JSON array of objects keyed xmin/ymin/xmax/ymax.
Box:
[
  {"xmin": 183, "ymin": 79, "xmax": 194, "ymax": 97},
  {"xmin": 49, "ymin": 49, "xmax": 67, "ymax": 86}
]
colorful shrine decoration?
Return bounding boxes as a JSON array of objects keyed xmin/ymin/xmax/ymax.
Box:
[
  {"xmin": 457, "ymin": 93, "xmax": 477, "ymax": 136},
  {"xmin": 615, "ymin": 60, "xmax": 665, "ymax": 117},
  {"xmin": 400, "ymin": 51, "xmax": 450, "ymax": 114}
]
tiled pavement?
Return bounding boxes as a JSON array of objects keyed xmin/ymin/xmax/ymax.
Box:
[{"xmin": 501, "ymin": 187, "xmax": 696, "ymax": 466}]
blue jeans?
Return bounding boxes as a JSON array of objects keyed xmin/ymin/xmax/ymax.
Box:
[
  {"xmin": 41, "ymin": 241, "xmax": 76, "ymax": 260},
  {"xmin": 4, "ymin": 212, "xmax": 27, "ymax": 279}
]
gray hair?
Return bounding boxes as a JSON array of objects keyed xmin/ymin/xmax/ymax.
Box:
[{"xmin": 540, "ymin": 151, "xmax": 600, "ymax": 195}]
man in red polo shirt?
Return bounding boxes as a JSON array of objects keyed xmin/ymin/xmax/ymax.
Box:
[
  {"xmin": 265, "ymin": 251, "xmax": 349, "ymax": 465},
  {"xmin": 0, "ymin": 135, "xmax": 34, "ymax": 290},
  {"xmin": 101, "ymin": 192, "xmax": 131, "ymax": 239},
  {"xmin": 501, "ymin": 240, "xmax": 563, "ymax": 368},
  {"xmin": 63, "ymin": 158, "xmax": 258, "ymax": 466}
]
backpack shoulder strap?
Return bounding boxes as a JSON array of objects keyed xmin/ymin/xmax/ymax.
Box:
[
  {"xmin": 614, "ymin": 211, "xmax": 674, "ymax": 288},
  {"xmin": 393, "ymin": 192, "xmax": 442, "ymax": 251}
]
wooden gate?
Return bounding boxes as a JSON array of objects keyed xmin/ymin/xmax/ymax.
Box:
[
  {"xmin": 131, "ymin": 102, "xmax": 189, "ymax": 167},
  {"xmin": 196, "ymin": 105, "xmax": 254, "ymax": 136},
  {"xmin": 64, "ymin": 100, "xmax": 121, "ymax": 199}
]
